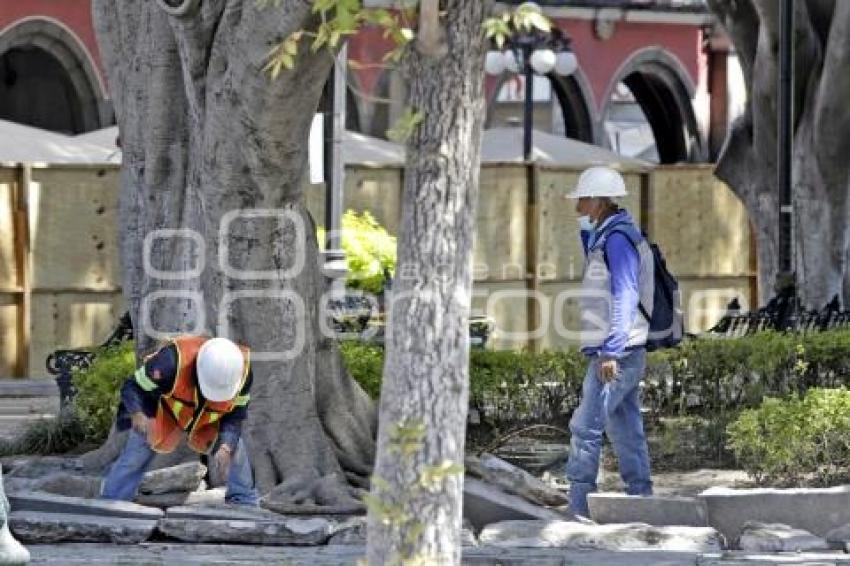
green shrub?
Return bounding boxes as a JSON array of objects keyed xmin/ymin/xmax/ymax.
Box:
[
  {"xmin": 339, "ymin": 340, "xmax": 384, "ymax": 399},
  {"xmin": 72, "ymin": 341, "xmax": 137, "ymax": 443},
  {"xmin": 727, "ymin": 388, "xmax": 850, "ymax": 486},
  {"xmin": 317, "ymin": 210, "xmax": 397, "ymax": 294}
]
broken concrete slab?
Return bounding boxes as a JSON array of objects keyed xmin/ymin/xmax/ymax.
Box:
[
  {"xmin": 8, "ymin": 491, "xmax": 163, "ymax": 520},
  {"xmin": 826, "ymin": 522, "xmax": 850, "ymax": 551},
  {"xmin": 157, "ymin": 517, "xmax": 334, "ymax": 545},
  {"xmin": 325, "ymin": 516, "xmax": 478, "ymax": 547},
  {"xmin": 135, "ymin": 484, "xmax": 223, "ymax": 509},
  {"xmin": 465, "ymin": 454, "xmax": 568, "ymax": 507},
  {"xmin": 697, "ymin": 551, "xmax": 850, "ymax": 565},
  {"xmin": 166, "ymin": 502, "xmax": 285, "ymax": 521},
  {"xmin": 326, "ymin": 516, "xmax": 366, "ymax": 546},
  {"xmin": 30, "ymin": 472, "xmax": 101, "ymax": 499},
  {"xmin": 136, "ymin": 491, "xmax": 199, "ymax": 509},
  {"xmin": 139, "ymin": 462, "xmax": 206, "ymax": 495},
  {"xmin": 588, "ymin": 493, "xmax": 708, "ymax": 527},
  {"xmin": 2, "ymin": 457, "xmax": 75, "ymax": 480},
  {"xmin": 478, "ymin": 520, "xmax": 722, "ymax": 552},
  {"xmin": 699, "ymin": 485, "xmax": 850, "ymax": 540},
  {"xmin": 463, "ymin": 477, "xmax": 569, "ymax": 531},
  {"xmin": 9, "ymin": 511, "xmax": 156, "ymax": 544},
  {"xmin": 736, "ymin": 521, "xmax": 829, "ymax": 552}
]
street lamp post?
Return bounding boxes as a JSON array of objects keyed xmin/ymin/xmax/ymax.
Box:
[
  {"xmin": 484, "ymin": 6, "xmax": 578, "ymax": 351},
  {"xmin": 484, "ymin": 17, "xmax": 578, "ymax": 161},
  {"xmin": 778, "ymin": 0, "xmax": 795, "ymax": 298}
]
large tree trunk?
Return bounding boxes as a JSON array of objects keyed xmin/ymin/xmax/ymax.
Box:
[
  {"xmin": 366, "ymin": 1, "xmax": 487, "ymax": 564},
  {"xmin": 708, "ymin": 0, "xmax": 850, "ymax": 308},
  {"xmin": 90, "ymin": 0, "xmax": 376, "ymax": 508}
]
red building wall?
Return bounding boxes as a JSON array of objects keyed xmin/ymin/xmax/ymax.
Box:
[
  {"xmin": 0, "ymin": 2, "xmax": 708, "ymax": 138},
  {"xmin": 0, "ymin": 0, "xmax": 103, "ymax": 75}
]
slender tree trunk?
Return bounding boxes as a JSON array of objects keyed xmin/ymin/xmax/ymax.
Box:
[
  {"xmin": 91, "ymin": 0, "xmax": 376, "ymax": 508},
  {"xmin": 708, "ymin": 0, "xmax": 850, "ymax": 308},
  {"xmin": 366, "ymin": 1, "xmax": 487, "ymax": 564}
]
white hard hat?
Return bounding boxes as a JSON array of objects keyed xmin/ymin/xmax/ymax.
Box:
[
  {"xmin": 196, "ymin": 338, "xmax": 244, "ymax": 402},
  {"xmin": 565, "ymin": 166, "xmax": 628, "ymax": 199}
]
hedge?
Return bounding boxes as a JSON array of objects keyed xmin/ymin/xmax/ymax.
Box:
[{"xmin": 11, "ymin": 329, "xmax": 850, "ymax": 475}]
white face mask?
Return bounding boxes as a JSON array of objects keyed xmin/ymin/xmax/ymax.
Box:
[{"xmin": 578, "ymin": 215, "xmax": 596, "ymax": 231}]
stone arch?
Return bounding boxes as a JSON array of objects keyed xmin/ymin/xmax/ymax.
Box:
[
  {"xmin": 484, "ymin": 68, "xmax": 598, "ymax": 145},
  {"xmin": 0, "ymin": 17, "xmax": 111, "ymax": 133},
  {"xmin": 319, "ymin": 69, "xmax": 364, "ymax": 134},
  {"xmin": 601, "ymin": 47, "xmax": 705, "ymax": 163}
]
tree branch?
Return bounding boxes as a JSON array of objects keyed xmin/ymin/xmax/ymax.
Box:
[
  {"xmin": 706, "ymin": 0, "xmax": 759, "ymax": 91},
  {"xmin": 813, "ymin": 0, "xmax": 850, "ymax": 188},
  {"xmin": 417, "ymin": 0, "xmax": 447, "ymax": 57}
]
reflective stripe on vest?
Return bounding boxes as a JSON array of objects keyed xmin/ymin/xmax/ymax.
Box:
[
  {"xmin": 148, "ymin": 336, "xmax": 250, "ymax": 454},
  {"xmin": 134, "ymin": 367, "xmax": 158, "ymax": 392}
]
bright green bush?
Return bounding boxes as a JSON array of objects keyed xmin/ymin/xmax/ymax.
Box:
[
  {"xmin": 317, "ymin": 210, "xmax": 397, "ymax": 293},
  {"xmin": 72, "ymin": 341, "xmax": 137, "ymax": 443},
  {"xmin": 727, "ymin": 388, "xmax": 850, "ymax": 486},
  {"xmin": 339, "ymin": 340, "xmax": 384, "ymax": 399}
]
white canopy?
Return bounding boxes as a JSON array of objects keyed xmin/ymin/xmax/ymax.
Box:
[
  {"xmin": 0, "ymin": 120, "xmax": 119, "ymax": 165},
  {"xmin": 0, "ymin": 121, "xmax": 651, "ymax": 171},
  {"xmin": 481, "ymin": 127, "xmax": 651, "ymax": 170}
]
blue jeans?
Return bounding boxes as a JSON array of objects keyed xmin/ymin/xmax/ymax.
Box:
[
  {"xmin": 566, "ymin": 348, "xmax": 652, "ymax": 517},
  {"xmin": 101, "ymin": 430, "xmax": 259, "ymax": 505}
]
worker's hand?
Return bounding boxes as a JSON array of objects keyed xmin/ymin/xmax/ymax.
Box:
[
  {"xmin": 597, "ymin": 359, "xmax": 619, "ymax": 383},
  {"xmin": 131, "ymin": 412, "xmax": 152, "ymax": 436},
  {"xmin": 210, "ymin": 444, "xmax": 233, "ymax": 487}
]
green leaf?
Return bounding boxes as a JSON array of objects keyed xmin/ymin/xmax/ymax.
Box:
[
  {"xmin": 386, "ymin": 107, "xmax": 424, "ymax": 143},
  {"xmin": 262, "ymin": 33, "xmax": 301, "ymax": 79}
]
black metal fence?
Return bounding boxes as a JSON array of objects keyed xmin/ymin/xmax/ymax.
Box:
[{"xmin": 708, "ymin": 293, "xmax": 850, "ymax": 337}]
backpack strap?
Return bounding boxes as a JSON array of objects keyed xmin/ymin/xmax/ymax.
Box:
[{"xmin": 599, "ymin": 223, "xmax": 651, "ymax": 323}]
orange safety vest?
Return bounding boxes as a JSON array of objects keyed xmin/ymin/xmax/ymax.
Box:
[{"xmin": 148, "ymin": 336, "xmax": 250, "ymax": 454}]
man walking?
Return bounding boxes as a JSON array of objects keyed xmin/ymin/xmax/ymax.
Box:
[
  {"xmin": 564, "ymin": 166, "xmax": 654, "ymax": 517},
  {"xmin": 101, "ymin": 336, "xmax": 258, "ymax": 505}
]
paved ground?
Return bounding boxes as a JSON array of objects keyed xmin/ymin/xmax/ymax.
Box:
[
  {"xmin": 0, "ymin": 380, "xmax": 59, "ymax": 441},
  {"xmin": 23, "ymin": 543, "xmax": 850, "ymax": 565}
]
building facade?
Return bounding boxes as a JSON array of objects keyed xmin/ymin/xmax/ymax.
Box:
[{"xmin": 0, "ymin": 0, "xmax": 740, "ymax": 163}]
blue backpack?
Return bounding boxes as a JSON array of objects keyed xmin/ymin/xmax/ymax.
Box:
[{"xmin": 602, "ymin": 224, "xmax": 684, "ymax": 351}]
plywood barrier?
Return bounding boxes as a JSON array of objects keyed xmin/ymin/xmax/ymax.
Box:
[
  {"xmin": 28, "ymin": 291, "xmax": 125, "ymax": 375},
  {"xmin": 475, "ymin": 165, "xmax": 529, "ymax": 282},
  {"xmin": 0, "ymin": 169, "xmax": 17, "ymax": 291},
  {"xmin": 29, "ymin": 167, "xmax": 121, "ymax": 291},
  {"xmin": 0, "ymin": 162, "xmax": 758, "ymax": 374}
]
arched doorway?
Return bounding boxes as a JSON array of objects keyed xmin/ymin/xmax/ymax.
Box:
[
  {"xmin": 0, "ymin": 47, "xmax": 85, "ymax": 133},
  {"xmin": 485, "ymin": 71, "xmax": 596, "ymax": 144},
  {"xmin": 318, "ymin": 75, "xmax": 362, "ymax": 133},
  {"xmin": 601, "ymin": 49, "xmax": 704, "ymax": 164},
  {"xmin": 0, "ymin": 18, "xmax": 109, "ymax": 133}
]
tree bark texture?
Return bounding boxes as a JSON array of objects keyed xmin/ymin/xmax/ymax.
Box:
[
  {"xmin": 365, "ymin": 1, "xmax": 487, "ymax": 564},
  {"xmin": 708, "ymin": 0, "xmax": 850, "ymax": 308},
  {"xmin": 91, "ymin": 0, "xmax": 376, "ymax": 509}
]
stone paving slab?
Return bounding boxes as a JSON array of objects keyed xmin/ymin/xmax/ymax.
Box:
[
  {"xmin": 463, "ymin": 477, "xmax": 569, "ymax": 531},
  {"xmin": 700, "ymin": 486, "xmax": 850, "ymax": 540},
  {"xmin": 166, "ymin": 503, "xmax": 289, "ymax": 521},
  {"xmin": 479, "ymin": 520, "xmax": 722, "ymax": 552},
  {"xmin": 24, "ymin": 543, "xmax": 850, "ymax": 565},
  {"xmin": 8, "ymin": 491, "xmax": 164, "ymax": 520},
  {"xmin": 157, "ymin": 517, "xmax": 335, "ymax": 545},
  {"xmin": 589, "ymin": 493, "xmax": 708, "ymax": 527},
  {"xmin": 24, "ymin": 543, "xmax": 700, "ymax": 565},
  {"xmin": 10, "ymin": 511, "xmax": 156, "ymax": 544},
  {"xmin": 697, "ymin": 552, "xmax": 850, "ymax": 565}
]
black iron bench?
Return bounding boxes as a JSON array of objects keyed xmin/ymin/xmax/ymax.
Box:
[{"xmin": 46, "ymin": 312, "xmax": 134, "ymax": 409}]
